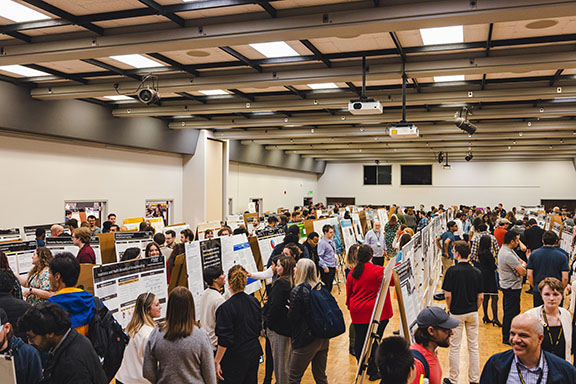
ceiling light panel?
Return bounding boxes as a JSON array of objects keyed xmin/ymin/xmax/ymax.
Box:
[
  {"xmin": 249, "ymin": 41, "xmax": 299, "ymax": 58},
  {"xmin": 0, "ymin": 65, "xmax": 49, "ymax": 77},
  {"xmin": 109, "ymin": 54, "xmax": 164, "ymax": 68},
  {"xmin": 104, "ymin": 95, "xmax": 133, "ymax": 101},
  {"xmin": 1, "ymin": 1, "xmax": 51, "ymax": 23},
  {"xmin": 199, "ymin": 89, "xmax": 229, "ymax": 95},
  {"xmin": 434, "ymin": 75, "xmax": 465, "ymax": 82},
  {"xmin": 307, "ymin": 83, "xmax": 339, "ymax": 89},
  {"xmin": 420, "ymin": 26, "xmax": 464, "ymax": 45}
]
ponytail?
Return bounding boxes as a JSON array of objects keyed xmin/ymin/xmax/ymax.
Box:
[{"xmin": 351, "ymin": 244, "xmax": 373, "ymax": 279}]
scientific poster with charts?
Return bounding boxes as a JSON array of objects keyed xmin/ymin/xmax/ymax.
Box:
[
  {"xmin": 0, "ymin": 241, "xmax": 36, "ymax": 275},
  {"xmin": 395, "ymin": 259, "xmax": 420, "ymax": 344},
  {"xmin": 340, "ymin": 219, "xmax": 356, "ymax": 254},
  {"xmin": 0, "ymin": 228, "xmax": 21, "ymax": 242},
  {"xmin": 560, "ymin": 225, "xmax": 573, "ymax": 254},
  {"xmin": 23, "ymin": 223, "xmax": 68, "ymax": 240},
  {"xmin": 257, "ymin": 234, "xmax": 284, "ymax": 267},
  {"xmin": 377, "ymin": 209, "xmax": 389, "ymax": 226},
  {"xmin": 351, "ymin": 213, "xmax": 364, "ymax": 242},
  {"xmin": 46, "ymin": 236, "xmax": 102, "ymax": 265},
  {"xmin": 114, "ymin": 232, "xmax": 153, "ymax": 261},
  {"xmin": 186, "ymin": 234, "xmax": 261, "ymax": 317},
  {"xmin": 93, "ymin": 256, "xmax": 168, "ymax": 329}
]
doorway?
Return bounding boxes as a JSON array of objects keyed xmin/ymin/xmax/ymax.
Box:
[
  {"xmin": 250, "ymin": 198, "xmax": 263, "ymax": 215},
  {"xmin": 65, "ymin": 201, "xmax": 107, "ymax": 226}
]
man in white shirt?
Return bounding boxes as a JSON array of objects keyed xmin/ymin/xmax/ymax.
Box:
[
  {"xmin": 365, "ymin": 221, "xmax": 387, "ymax": 266},
  {"xmin": 198, "ymin": 266, "xmax": 226, "ymax": 350}
]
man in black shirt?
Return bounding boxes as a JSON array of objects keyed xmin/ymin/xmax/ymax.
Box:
[
  {"xmin": 523, "ymin": 219, "xmax": 544, "ymax": 253},
  {"xmin": 442, "ymin": 241, "xmax": 483, "ymax": 384}
]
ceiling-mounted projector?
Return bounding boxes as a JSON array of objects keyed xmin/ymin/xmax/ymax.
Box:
[
  {"xmin": 348, "ymin": 99, "xmax": 383, "ymax": 115},
  {"xmin": 389, "ymin": 123, "xmax": 419, "ymax": 138},
  {"xmin": 138, "ymin": 87, "xmax": 160, "ymax": 105}
]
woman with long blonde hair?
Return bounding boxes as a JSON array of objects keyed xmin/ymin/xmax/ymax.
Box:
[
  {"xmin": 288, "ymin": 258, "xmax": 328, "ymax": 383},
  {"xmin": 17, "ymin": 247, "xmax": 53, "ymax": 304},
  {"xmin": 143, "ymin": 287, "xmax": 216, "ymax": 383},
  {"xmin": 116, "ymin": 292, "xmax": 161, "ymax": 384},
  {"xmin": 215, "ymin": 265, "xmax": 263, "ymax": 383}
]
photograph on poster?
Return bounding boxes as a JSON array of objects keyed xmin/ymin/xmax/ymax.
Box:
[{"xmin": 145, "ymin": 201, "xmax": 170, "ymax": 225}]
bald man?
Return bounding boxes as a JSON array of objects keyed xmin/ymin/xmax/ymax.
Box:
[
  {"xmin": 480, "ymin": 313, "xmax": 576, "ymax": 383},
  {"xmin": 49, "ymin": 224, "xmax": 65, "ymax": 238}
]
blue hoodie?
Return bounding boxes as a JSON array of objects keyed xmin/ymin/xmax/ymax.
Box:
[{"xmin": 48, "ymin": 288, "xmax": 95, "ymax": 329}]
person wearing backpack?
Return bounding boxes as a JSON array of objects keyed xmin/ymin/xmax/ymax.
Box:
[
  {"xmin": 288, "ymin": 258, "xmax": 332, "ymax": 384},
  {"xmin": 116, "ymin": 292, "xmax": 161, "ymax": 384},
  {"xmin": 409, "ymin": 306, "xmax": 460, "ymax": 384},
  {"xmin": 346, "ymin": 244, "xmax": 393, "ymax": 381}
]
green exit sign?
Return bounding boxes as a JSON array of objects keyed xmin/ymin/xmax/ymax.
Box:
[{"xmin": 308, "ymin": 190, "xmax": 313, "ymax": 195}]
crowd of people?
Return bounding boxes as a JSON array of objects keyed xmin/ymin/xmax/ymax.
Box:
[{"xmin": 2, "ymin": 203, "xmax": 576, "ymax": 384}]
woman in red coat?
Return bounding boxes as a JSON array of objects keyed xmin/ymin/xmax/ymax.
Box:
[{"xmin": 346, "ymin": 244, "xmax": 393, "ymax": 381}]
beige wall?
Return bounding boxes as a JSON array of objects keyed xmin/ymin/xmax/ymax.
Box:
[{"xmin": 206, "ymin": 139, "xmax": 223, "ymax": 221}]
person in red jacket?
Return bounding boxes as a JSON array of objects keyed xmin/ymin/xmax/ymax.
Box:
[
  {"xmin": 346, "ymin": 244, "xmax": 393, "ymax": 381},
  {"xmin": 493, "ymin": 219, "xmax": 511, "ymax": 247}
]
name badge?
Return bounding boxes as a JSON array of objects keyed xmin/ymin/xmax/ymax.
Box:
[{"xmin": 377, "ymin": 242, "xmax": 382, "ymax": 248}]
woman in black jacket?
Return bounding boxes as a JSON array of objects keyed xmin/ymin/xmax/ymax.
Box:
[
  {"xmin": 265, "ymin": 255, "xmax": 296, "ymax": 384},
  {"xmin": 288, "ymin": 258, "xmax": 328, "ymax": 384},
  {"xmin": 478, "ymin": 235, "xmax": 501, "ymax": 327}
]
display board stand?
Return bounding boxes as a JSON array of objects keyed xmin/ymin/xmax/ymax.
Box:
[
  {"xmin": 168, "ymin": 254, "xmax": 188, "ymax": 294},
  {"xmin": 354, "ymin": 259, "xmax": 395, "ymax": 384}
]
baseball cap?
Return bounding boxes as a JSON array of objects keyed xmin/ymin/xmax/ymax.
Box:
[{"xmin": 416, "ymin": 306, "xmax": 460, "ymax": 329}]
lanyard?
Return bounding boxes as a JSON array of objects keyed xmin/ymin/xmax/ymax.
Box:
[
  {"xmin": 516, "ymin": 362, "xmax": 543, "ymax": 384},
  {"xmin": 373, "ymin": 230, "xmax": 381, "ymax": 242},
  {"xmin": 542, "ymin": 309, "xmax": 563, "ymax": 347}
]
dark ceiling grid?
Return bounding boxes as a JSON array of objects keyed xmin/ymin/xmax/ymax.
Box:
[
  {"xmin": 23, "ymin": 64, "xmax": 88, "ymax": 84},
  {"xmin": 137, "ymin": 0, "xmax": 186, "ymax": 27},
  {"xmin": 300, "ymin": 40, "xmax": 332, "ymax": 68},
  {"xmin": 146, "ymin": 53, "xmax": 200, "ymax": 77},
  {"xmin": 219, "ymin": 47, "xmax": 263, "ymax": 72},
  {"xmin": 80, "ymin": 59, "xmax": 143, "ymax": 81},
  {"xmin": 20, "ymin": 0, "xmax": 104, "ymax": 35}
]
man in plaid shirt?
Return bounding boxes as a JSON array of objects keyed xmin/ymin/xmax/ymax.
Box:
[{"xmin": 470, "ymin": 223, "xmax": 499, "ymax": 265}]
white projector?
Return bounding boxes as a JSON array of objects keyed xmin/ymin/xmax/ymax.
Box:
[
  {"xmin": 348, "ymin": 99, "xmax": 383, "ymax": 115},
  {"xmin": 388, "ymin": 124, "xmax": 420, "ymax": 138}
]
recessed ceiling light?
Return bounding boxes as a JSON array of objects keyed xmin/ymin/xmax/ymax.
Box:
[
  {"xmin": 249, "ymin": 41, "xmax": 299, "ymax": 58},
  {"xmin": 1, "ymin": 1, "xmax": 51, "ymax": 23},
  {"xmin": 0, "ymin": 65, "xmax": 49, "ymax": 77},
  {"xmin": 307, "ymin": 83, "xmax": 339, "ymax": 89},
  {"xmin": 199, "ymin": 89, "xmax": 228, "ymax": 95},
  {"xmin": 420, "ymin": 26, "xmax": 464, "ymax": 45},
  {"xmin": 109, "ymin": 54, "xmax": 164, "ymax": 68},
  {"xmin": 104, "ymin": 95, "xmax": 133, "ymax": 101},
  {"xmin": 526, "ymin": 20, "xmax": 558, "ymax": 29},
  {"xmin": 434, "ymin": 75, "xmax": 465, "ymax": 82}
]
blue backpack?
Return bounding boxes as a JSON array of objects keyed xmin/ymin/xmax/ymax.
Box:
[{"xmin": 308, "ymin": 282, "xmax": 346, "ymax": 338}]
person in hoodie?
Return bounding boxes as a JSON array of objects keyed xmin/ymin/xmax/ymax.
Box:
[
  {"xmin": 47, "ymin": 252, "xmax": 95, "ymax": 336},
  {"xmin": 0, "ymin": 307, "xmax": 43, "ymax": 384}
]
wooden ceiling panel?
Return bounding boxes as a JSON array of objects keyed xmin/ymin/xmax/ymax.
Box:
[
  {"xmin": 157, "ymin": 49, "xmax": 236, "ymax": 65},
  {"xmin": 177, "ymin": 4, "xmax": 263, "ymax": 19},
  {"xmin": 19, "ymin": 25, "xmax": 86, "ymax": 36},
  {"xmin": 93, "ymin": 15, "xmax": 166, "ymax": 28},
  {"xmin": 44, "ymin": 0, "xmax": 145, "ymax": 16},
  {"xmin": 485, "ymin": 70, "xmax": 557, "ymax": 79},
  {"xmin": 236, "ymin": 86, "xmax": 291, "ymax": 93},
  {"xmin": 307, "ymin": 33, "xmax": 395, "ymax": 54},
  {"xmin": 40, "ymin": 60, "xmax": 108, "ymax": 73},
  {"xmin": 492, "ymin": 17, "xmax": 576, "ymax": 40},
  {"xmin": 273, "ymin": 0, "xmax": 359, "ymax": 9}
]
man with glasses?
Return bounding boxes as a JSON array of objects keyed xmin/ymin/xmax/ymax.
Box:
[{"xmin": 480, "ymin": 313, "xmax": 576, "ymax": 383}]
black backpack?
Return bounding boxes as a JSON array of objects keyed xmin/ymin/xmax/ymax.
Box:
[
  {"xmin": 308, "ymin": 283, "xmax": 346, "ymax": 339},
  {"xmin": 87, "ymin": 297, "xmax": 130, "ymax": 381},
  {"xmin": 411, "ymin": 349, "xmax": 430, "ymax": 379}
]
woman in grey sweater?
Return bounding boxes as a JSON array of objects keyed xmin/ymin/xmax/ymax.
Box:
[{"xmin": 143, "ymin": 287, "xmax": 216, "ymax": 384}]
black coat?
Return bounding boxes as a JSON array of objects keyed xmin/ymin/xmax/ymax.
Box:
[
  {"xmin": 40, "ymin": 329, "xmax": 107, "ymax": 384},
  {"xmin": 524, "ymin": 225, "xmax": 545, "ymax": 251},
  {"xmin": 0, "ymin": 292, "xmax": 30, "ymax": 340},
  {"xmin": 264, "ymin": 278, "xmax": 292, "ymax": 337},
  {"xmin": 288, "ymin": 283, "xmax": 315, "ymax": 349}
]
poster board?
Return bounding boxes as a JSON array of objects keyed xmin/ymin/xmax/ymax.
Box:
[
  {"xmin": 351, "ymin": 213, "xmax": 364, "ymax": 242},
  {"xmin": 359, "ymin": 211, "xmax": 369, "ymax": 235},
  {"xmin": 0, "ymin": 228, "xmax": 22, "ymax": 242},
  {"xmin": 122, "ymin": 217, "xmax": 144, "ymax": 231},
  {"xmin": 162, "ymin": 223, "xmax": 189, "ymax": 236},
  {"xmin": 243, "ymin": 213, "xmax": 258, "ymax": 233},
  {"xmin": 95, "ymin": 233, "xmax": 116, "ymax": 265},
  {"xmin": 340, "ymin": 219, "xmax": 356, "ymax": 254},
  {"xmin": 376, "ymin": 208, "xmax": 389, "ymax": 226},
  {"xmin": 93, "ymin": 256, "xmax": 168, "ymax": 329},
  {"xmin": 185, "ymin": 234, "xmax": 261, "ymax": 316},
  {"xmin": 46, "ymin": 236, "xmax": 102, "ymax": 265},
  {"xmin": 0, "ymin": 240, "xmax": 36, "ymax": 275},
  {"xmin": 560, "ymin": 225, "xmax": 573, "ymax": 254},
  {"xmin": 147, "ymin": 217, "xmax": 165, "ymax": 234},
  {"xmin": 0, "ymin": 354, "xmax": 17, "ymax": 384},
  {"xmin": 23, "ymin": 223, "xmax": 68, "ymax": 240},
  {"xmin": 256, "ymin": 234, "xmax": 285, "ymax": 268},
  {"xmin": 114, "ymin": 232, "xmax": 153, "ymax": 261},
  {"xmin": 168, "ymin": 254, "xmax": 188, "ymax": 294},
  {"xmin": 394, "ymin": 260, "xmax": 420, "ymax": 343},
  {"xmin": 552, "ymin": 222, "xmax": 562, "ymax": 236},
  {"xmin": 77, "ymin": 264, "xmax": 96, "ymax": 294}
]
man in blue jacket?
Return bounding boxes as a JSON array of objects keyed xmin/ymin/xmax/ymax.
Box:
[
  {"xmin": 480, "ymin": 313, "xmax": 576, "ymax": 383},
  {"xmin": 0, "ymin": 308, "xmax": 43, "ymax": 384}
]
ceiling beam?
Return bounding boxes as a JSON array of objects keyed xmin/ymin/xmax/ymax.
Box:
[
  {"xmin": 300, "ymin": 40, "xmax": 331, "ymax": 68},
  {"xmin": 255, "ymin": 0, "xmax": 277, "ymax": 17},
  {"xmin": 219, "ymin": 47, "xmax": 263, "ymax": 72},
  {"xmin": 30, "ymin": 51, "xmax": 576, "ymax": 99},
  {"xmin": 111, "ymin": 85, "xmax": 576, "ymax": 117},
  {"xmin": 81, "ymin": 59, "xmax": 142, "ymax": 81},
  {"xmin": 24, "ymin": 64, "xmax": 88, "ymax": 84},
  {"xmin": 138, "ymin": 0, "xmax": 186, "ymax": 27},
  {"xmin": 20, "ymin": 0, "xmax": 104, "ymax": 35},
  {"xmin": 4, "ymin": 0, "xmax": 576, "ymax": 65},
  {"xmin": 146, "ymin": 53, "xmax": 199, "ymax": 76}
]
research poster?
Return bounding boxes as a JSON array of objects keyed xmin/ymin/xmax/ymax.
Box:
[
  {"xmin": 114, "ymin": 232, "xmax": 153, "ymax": 261},
  {"xmin": 351, "ymin": 213, "xmax": 364, "ymax": 242},
  {"xmin": 377, "ymin": 208, "xmax": 389, "ymax": 226},
  {"xmin": 0, "ymin": 240, "xmax": 37, "ymax": 275},
  {"xmin": 0, "ymin": 228, "xmax": 22, "ymax": 242},
  {"xmin": 93, "ymin": 256, "xmax": 168, "ymax": 329},
  {"xmin": 162, "ymin": 224, "xmax": 190, "ymax": 236},
  {"xmin": 395, "ymin": 259, "xmax": 420, "ymax": 343},
  {"xmin": 560, "ymin": 225, "xmax": 573, "ymax": 254},
  {"xmin": 46, "ymin": 236, "xmax": 102, "ymax": 265},
  {"xmin": 257, "ymin": 234, "xmax": 284, "ymax": 267},
  {"xmin": 340, "ymin": 219, "xmax": 356, "ymax": 254},
  {"xmin": 186, "ymin": 234, "xmax": 261, "ymax": 317}
]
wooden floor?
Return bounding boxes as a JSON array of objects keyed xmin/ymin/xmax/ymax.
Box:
[{"xmin": 258, "ymin": 281, "xmax": 544, "ymax": 384}]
